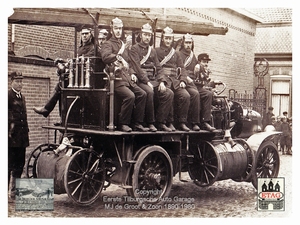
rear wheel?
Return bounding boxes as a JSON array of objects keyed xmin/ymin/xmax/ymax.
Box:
[
  {"xmin": 25, "ymin": 143, "xmax": 58, "ymax": 178},
  {"xmin": 188, "ymin": 141, "xmax": 221, "ymax": 187},
  {"xmin": 64, "ymin": 148, "xmax": 105, "ymax": 205},
  {"xmin": 251, "ymin": 141, "xmax": 280, "ymax": 189},
  {"xmin": 130, "ymin": 146, "xmax": 173, "ymax": 203}
]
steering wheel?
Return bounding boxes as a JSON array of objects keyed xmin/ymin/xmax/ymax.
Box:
[{"xmin": 213, "ymin": 80, "xmax": 226, "ymax": 95}]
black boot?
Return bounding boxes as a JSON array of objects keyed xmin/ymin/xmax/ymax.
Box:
[
  {"xmin": 201, "ymin": 122, "xmax": 217, "ymax": 132},
  {"xmin": 33, "ymin": 84, "xmax": 61, "ymax": 117},
  {"xmin": 178, "ymin": 123, "xmax": 190, "ymax": 132},
  {"xmin": 158, "ymin": 123, "xmax": 172, "ymax": 132},
  {"xmin": 134, "ymin": 123, "xmax": 150, "ymax": 132}
]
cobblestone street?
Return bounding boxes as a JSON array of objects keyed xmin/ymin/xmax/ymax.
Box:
[{"xmin": 8, "ymin": 154, "xmax": 292, "ymax": 219}]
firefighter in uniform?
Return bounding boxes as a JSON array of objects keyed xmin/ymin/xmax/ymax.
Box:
[
  {"xmin": 100, "ymin": 17, "xmax": 148, "ymax": 132},
  {"xmin": 130, "ymin": 23, "xmax": 174, "ymax": 132},
  {"xmin": 8, "ymin": 72, "xmax": 29, "ymax": 201},
  {"xmin": 155, "ymin": 27, "xmax": 191, "ymax": 131},
  {"xmin": 193, "ymin": 53, "xmax": 217, "ymax": 131},
  {"xmin": 178, "ymin": 33, "xmax": 204, "ymax": 131},
  {"xmin": 33, "ymin": 28, "xmax": 96, "ymax": 119}
]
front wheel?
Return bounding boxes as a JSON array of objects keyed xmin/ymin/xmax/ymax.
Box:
[{"xmin": 251, "ymin": 141, "xmax": 280, "ymax": 189}]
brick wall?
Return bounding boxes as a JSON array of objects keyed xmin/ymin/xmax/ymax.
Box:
[{"xmin": 8, "ymin": 24, "xmax": 75, "ymax": 55}]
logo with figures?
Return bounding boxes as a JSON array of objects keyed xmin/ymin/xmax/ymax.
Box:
[{"xmin": 257, "ymin": 178, "xmax": 285, "ymax": 211}]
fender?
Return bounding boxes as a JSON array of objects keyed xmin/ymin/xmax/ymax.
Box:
[{"xmin": 246, "ymin": 131, "xmax": 281, "ymax": 152}]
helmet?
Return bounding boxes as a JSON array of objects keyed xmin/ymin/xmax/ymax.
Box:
[
  {"xmin": 141, "ymin": 23, "xmax": 153, "ymax": 34},
  {"xmin": 110, "ymin": 17, "xmax": 123, "ymax": 27},
  {"xmin": 99, "ymin": 29, "xmax": 108, "ymax": 38},
  {"xmin": 163, "ymin": 26, "xmax": 174, "ymax": 37},
  {"xmin": 184, "ymin": 33, "xmax": 193, "ymax": 42}
]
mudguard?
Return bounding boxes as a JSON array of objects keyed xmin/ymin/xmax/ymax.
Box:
[{"xmin": 246, "ymin": 131, "xmax": 281, "ymax": 152}]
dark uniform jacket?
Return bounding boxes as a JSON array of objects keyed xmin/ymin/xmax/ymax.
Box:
[
  {"xmin": 77, "ymin": 40, "xmax": 95, "ymax": 57},
  {"xmin": 262, "ymin": 111, "xmax": 275, "ymax": 129},
  {"xmin": 178, "ymin": 48, "xmax": 198, "ymax": 80},
  {"xmin": 8, "ymin": 89, "xmax": 29, "ymax": 148},
  {"xmin": 155, "ymin": 45, "xmax": 188, "ymax": 90},
  {"xmin": 100, "ymin": 37, "xmax": 136, "ymax": 88},
  {"xmin": 279, "ymin": 122, "xmax": 291, "ymax": 137},
  {"xmin": 129, "ymin": 42, "xmax": 164, "ymax": 87}
]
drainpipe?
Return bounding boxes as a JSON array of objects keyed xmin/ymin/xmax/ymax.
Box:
[{"xmin": 11, "ymin": 24, "xmax": 15, "ymax": 52}]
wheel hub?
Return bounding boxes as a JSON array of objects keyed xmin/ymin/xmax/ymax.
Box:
[{"xmin": 149, "ymin": 173, "xmax": 161, "ymax": 184}]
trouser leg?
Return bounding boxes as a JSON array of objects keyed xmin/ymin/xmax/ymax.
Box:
[
  {"xmin": 198, "ymin": 87, "xmax": 213, "ymax": 122},
  {"xmin": 114, "ymin": 86, "xmax": 135, "ymax": 125},
  {"xmin": 8, "ymin": 147, "xmax": 26, "ymax": 197},
  {"xmin": 186, "ymin": 85, "xmax": 200, "ymax": 124},
  {"xmin": 130, "ymin": 85, "xmax": 147, "ymax": 124},
  {"xmin": 173, "ymin": 88, "xmax": 190, "ymax": 123},
  {"xmin": 138, "ymin": 83, "xmax": 155, "ymax": 124},
  {"xmin": 156, "ymin": 88, "xmax": 174, "ymax": 124},
  {"xmin": 44, "ymin": 83, "xmax": 61, "ymax": 116}
]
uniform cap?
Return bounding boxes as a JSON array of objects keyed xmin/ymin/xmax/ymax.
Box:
[
  {"xmin": 111, "ymin": 17, "xmax": 123, "ymax": 27},
  {"xmin": 184, "ymin": 33, "xmax": 193, "ymax": 42},
  {"xmin": 163, "ymin": 26, "xmax": 174, "ymax": 37},
  {"xmin": 268, "ymin": 106, "xmax": 274, "ymax": 110},
  {"xmin": 81, "ymin": 28, "xmax": 92, "ymax": 34},
  {"xmin": 141, "ymin": 23, "xmax": 153, "ymax": 34},
  {"xmin": 198, "ymin": 53, "xmax": 211, "ymax": 61},
  {"xmin": 10, "ymin": 71, "xmax": 23, "ymax": 80}
]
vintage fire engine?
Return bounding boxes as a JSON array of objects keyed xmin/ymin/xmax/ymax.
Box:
[{"xmin": 9, "ymin": 8, "xmax": 280, "ymax": 206}]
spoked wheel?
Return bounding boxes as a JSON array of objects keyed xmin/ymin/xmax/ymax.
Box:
[
  {"xmin": 25, "ymin": 143, "xmax": 59, "ymax": 178},
  {"xmin": 131, "ymin": 146, "xmax": 173, "ymax": 203},
  {"xmin": 232, "ymin": 139, "xmax": 255, "ymax": 182},
  {"xmin": 188, "ymin": 141, "xmax": 221, "ymax": 187},
  {"xmin": 251, "ymin": 141, "xmax": 280, "ymax": 189},
  {"xmin": 64, "ymin": 148, "xmax": 106, "ymax": 206}
]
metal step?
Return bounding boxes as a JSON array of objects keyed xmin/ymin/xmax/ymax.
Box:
[
  {"xmin": 119, "ymin": 185, "xmax": 133, "ymax": 189},
  {"xmin": 125, "ymin": 160, "xmax": 136, "ymax": 164}
]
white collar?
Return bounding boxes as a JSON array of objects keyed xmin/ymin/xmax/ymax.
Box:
[{"xmin": 12, "ymin": 87, "xmax": 21, "ymax": 96}]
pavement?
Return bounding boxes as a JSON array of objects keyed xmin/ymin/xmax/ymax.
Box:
[{"xmin": 7, "ymin": 154, "xmax": 293, "ymax": 218}]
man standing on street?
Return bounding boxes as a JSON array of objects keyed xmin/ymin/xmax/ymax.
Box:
[
  {"xmin": 8, "ymin": 72, "xmax": 29, "ymax": 201},
  {"xmin": 262, "ymin": 106, "xmax": 275, "ymax": 130}
]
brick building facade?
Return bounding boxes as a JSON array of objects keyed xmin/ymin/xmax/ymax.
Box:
[
  {"xmin": 8, "ymin": 8, "xmax": 261, "ymax": 153},
  {"xmin": 251, "ymin": 8, "xmax": 292, "ymax": 118}
]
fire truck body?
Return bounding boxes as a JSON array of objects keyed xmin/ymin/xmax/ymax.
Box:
[{"xmin": 8, "ymin": 8, "xmax": 280, "ymax": 206}]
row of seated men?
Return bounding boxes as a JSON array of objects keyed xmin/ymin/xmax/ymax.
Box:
[{"xmin": 33, "ymin": 17, "xmax": 217, "ymax": 133}]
